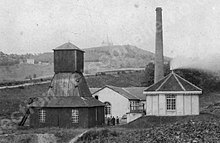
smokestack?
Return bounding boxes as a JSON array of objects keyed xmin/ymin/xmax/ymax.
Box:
[{"xmin": 154, "ymin": 7, "xmax": 164, "ymax": 83}]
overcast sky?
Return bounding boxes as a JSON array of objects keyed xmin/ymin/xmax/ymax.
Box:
[{"xmin": 0, "ymin": 0, "xmax": 219, "ymax": 58}]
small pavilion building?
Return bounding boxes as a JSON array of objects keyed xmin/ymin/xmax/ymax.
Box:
[{"xmin": 143, "ymin": 71, "xmax": 202, "ymax": 116}]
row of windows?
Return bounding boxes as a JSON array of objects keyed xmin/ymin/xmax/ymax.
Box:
[{"xmin": 38, "ymin": 109, "xmax": 79, "ymax": 123}]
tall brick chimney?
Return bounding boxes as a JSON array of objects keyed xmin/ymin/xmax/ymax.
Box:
[{"xmin": 154, "ymin": 7, "xmax": 164, "ymax": 83}]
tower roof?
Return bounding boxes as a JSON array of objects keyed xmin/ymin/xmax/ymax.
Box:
[
  {"xmin": 30, "ymin": 96, "xmax": 105, "ymax": 107},
  {"xmin": 143, "ymin": 71, "xmax": 202, "ymax": 94},
  {"xmin": 47, "ymin": 73, "xmax": 91, "ymax": 97},
  {"xmin": 54, "ymin": 42, "xmax": 84, "ymax": 52}
]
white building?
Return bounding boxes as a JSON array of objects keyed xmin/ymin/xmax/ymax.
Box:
[
  {"xmin": 143, "ymin": 71, "xmax": 202, "ymax": 116},
  {"xmin": 92, "ymin": 85, "xmax": 146, "ymax": 123},
  {"xmin": 26, "ymin": 59, "xmax": 35, "ymax": 64}
]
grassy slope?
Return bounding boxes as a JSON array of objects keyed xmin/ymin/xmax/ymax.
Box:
[
  {"xmin": 0, "ymin": 64, "xmax": 54, "ymax": 81},
  {"xmin": 0, "ymin": 72, "xmax": 145, "ymax": 118},
  {"xmin": 77, "ymin": 114, "xmax": 220, "ymax": 143}
]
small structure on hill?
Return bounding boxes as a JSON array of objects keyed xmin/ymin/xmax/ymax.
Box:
[
  {"xmin": 143, "ymin": 71, "xmax": 202, "ymax": 116},
  {"xmin": 92, "ymin": 85, "xmax": 145, "ymax": 123},
  {"xmin": 27, "ymin": 42, "xmax": 105, "ymax": 128},
  {"xmin": 26, "ymin": 58, "xmax": 35, "ymax": 64}
]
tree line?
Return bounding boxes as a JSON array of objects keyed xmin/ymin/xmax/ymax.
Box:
[{"xmin": 142, "ymin": 62, "xmax": 220, "ymax": 92}]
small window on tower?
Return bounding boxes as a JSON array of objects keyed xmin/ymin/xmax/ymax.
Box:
[
  {"xmin": 39, "ymin": 109, "xmax": 46, "ymax": 123},
  {"xmin": 72, "ymin": 109, "xmax": 79, "ymax": 123}
]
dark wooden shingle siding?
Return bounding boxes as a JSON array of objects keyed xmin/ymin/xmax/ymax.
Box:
[{"xmin": 30, "ymin": 107, "xmax": 104, "ymax": 128}]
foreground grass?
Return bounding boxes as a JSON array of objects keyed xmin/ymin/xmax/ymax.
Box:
[
  {"xmin": 77, "ymin": 114, "xmax": 220, "ymax": 143},
  {"xmin": 1, "ymin": 127, "xmax": 86, "ymax": 143}
]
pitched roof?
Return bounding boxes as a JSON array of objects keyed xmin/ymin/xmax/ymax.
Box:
[
  {"xmin": 107, "ymin": 85, "xmax": 140, "ymax": 100},
  {"xmin": 144, "ymin": 71, "xmax": 202, "ymax": 94},
  {"xmin": 89, "ymin": 88, "xmax": 101, "ymax": 94},
  {"xmin": 124, "ymin": 87, "xmax": 146, "ymax": 100},
  {"xmin": 47, "ymin": 73, "xmax": 92, "ymax": 97},
  {"xmin": 54, "ymin": 42, "xmax": 84, "ymax": 51},
  {"xmin": 93, "ymin": 85, "xmax": 141, "ymax": 100},
  {"xmin": 30, "ymin": 96, "xmax": 105, "ymax": 107}
]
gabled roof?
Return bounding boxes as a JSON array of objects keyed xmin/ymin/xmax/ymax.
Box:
[
  {"xmin": 54, "ymin": 42, "xmax": 84, "ymax": 52},
  {"xmin": 92, "ymin": 85, "xmax": 141, "ymax": 100},
  {"xmin": 30, "ymin": 96, "xmax": 105, "ymax": 107},
  {"xmin": 124, "ymin": 87, "xmax": 146, "ymax": 100},
  {"xmin": 89, "ymin": 88, "xmax": 101, "ymax": 94},
  {"xmin": 47, "ymin": 73, "xmax": 92, "ymax": 97},
  {"xmin": 143, "ymin": 71, "xmax": 202, "ymax": 94}
]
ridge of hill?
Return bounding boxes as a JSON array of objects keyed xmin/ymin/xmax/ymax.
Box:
[{"xmin": 0, "ymin": 45, "xmax": 171, "ymax": 81}]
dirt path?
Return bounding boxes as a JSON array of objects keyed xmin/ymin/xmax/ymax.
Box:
[{"xmin": 68, "ymin": 129, "xmax": 90, "ymax": 143}]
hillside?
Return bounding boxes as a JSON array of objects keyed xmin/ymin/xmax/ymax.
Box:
[
  {"xmin": 0, "ymin": 45, "xmax": 171, "ymax": 81},
  {"xmin": 0, "ymin": 64, "xmax": 54, "ymax": 82}
]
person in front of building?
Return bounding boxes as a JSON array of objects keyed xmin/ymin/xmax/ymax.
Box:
[
  {"xmin": 116, "ymin": 116, "xmax": 119, "ymax": 125},
  {"xmin": 112, "ymin": 116, "xmax": 115, "ymax": 126}
]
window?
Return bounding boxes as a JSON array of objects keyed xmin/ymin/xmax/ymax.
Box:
[
  {"xmin": 72, "ymin": 109, "xmax": 79, "ymax": 123},
  {"xmin": 104, "ymin": 102, "xmax": 111, "ymax": 115},
  {"xmin": 166, "ymin": 94, "xmax": 176, "ymax": 111},
  {"xmin": 39, "ymin": 109, "xmax": 46, "ymax": 123},
  {"xmin": 130, "ymin": 101, "xmax": 142, "ymax": 111},
  {"xmin": 130, "ymin": 101, "xmax": 138, "ymax": 111}
]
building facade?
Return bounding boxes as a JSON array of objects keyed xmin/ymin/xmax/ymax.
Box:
[
  {"xmin": 143, "ymin": 71, "xmax": 202, "ymax": 116},
  {"xmin": 92, "ymin": 85, "xmax": 145, "ymax": 123}
]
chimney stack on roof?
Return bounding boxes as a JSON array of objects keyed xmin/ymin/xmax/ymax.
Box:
[{"xmin": 154, "ymin": 7, "xmax": 164, "ymax": 83}]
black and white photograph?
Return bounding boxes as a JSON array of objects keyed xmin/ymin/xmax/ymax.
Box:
[{"xmin": 0, "ymin": 0, "xmax": 220, "ymax": 142}]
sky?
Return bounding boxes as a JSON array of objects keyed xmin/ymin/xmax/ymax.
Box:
[{"xmin": 0, "ymin": 0, "xmax": 219, "ymax": 58}]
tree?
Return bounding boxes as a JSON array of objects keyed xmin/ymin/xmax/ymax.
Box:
[{"xmin": 141, "ymin": 62, "xmax": 170, "ymax": 87}]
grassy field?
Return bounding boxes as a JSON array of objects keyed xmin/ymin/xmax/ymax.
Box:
[
  {"xmin": 0, "ymin": 127, "xmax": 86, "ymax": 143},
  {"xmin": 0, "ymin": 64, "xmax": 54, "ymax": 81},
  {"xmin": 77, "ymin": 114, "xmax": 220, "ymax": 142}
]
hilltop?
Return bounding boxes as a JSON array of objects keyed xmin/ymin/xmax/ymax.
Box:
[{"xmin": 0, "ymin": 45, "xmax": 171, "ymax": 81}]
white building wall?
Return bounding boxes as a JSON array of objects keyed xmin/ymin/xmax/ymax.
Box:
[
  {"xmin": 184, "ymin": 95, "xmax": 191, "ymax": 115},
  {"xmin": 127, "ymin": 113, "xmax": 143, "ymax": 123},
  {"xmin": 146, "ymin": 95, "xmax": 153, "ymax": 115},
  {"xmin": 191, "ymin": 95, "xmax": 199, "ymax": 115},
  {"xmin": 158, "ymin": 94, "xmax": 166, "ymax": 115},
  {"xmin": 152, "ymin": 95, "xmax": 159, "ymax": 115},
  {"xmin": 93, "ymin": 87, "xmax": 129, "ymax": 118},
  {"xmin": 145, "ymin": 94, "xmax": 200, "ymax": 116},
  {"xmin": 176, "ymin": 94, "xmax": 184, "ymax": 115}
]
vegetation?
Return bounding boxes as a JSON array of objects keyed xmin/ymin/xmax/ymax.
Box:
[
  {"xmin": 0, "ymin": 127, "xmax": 86, "ymax": 143},
  {"xmin": 142, "ymin": 62, "xmax": 170, "ymax": 86},
  {"xmin": 175, "ymin": 68, "xmax": 220, "ymax": 92},
  {"xmin": 77, "ymin": 114, "xmax": 220, "ymax": 142},
  {"xmin": 142, "ymin": 62, "xmax": 220, "ymax": 92}
]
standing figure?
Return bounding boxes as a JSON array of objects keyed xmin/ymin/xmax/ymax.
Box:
[
  {"xmin": 116, "ymin": 116, "xmax": 119, "ymax": 125},
  {"xmin": 110, "ymin": 116, "xmax": 112, "ymax": 125},
  {"xmin": 112, "ymin": 116, "xmax": 115, "ymax": 126},
  {"xmin": 107, "ymin": 117, "xmax": 110, "ymax": 126}
]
